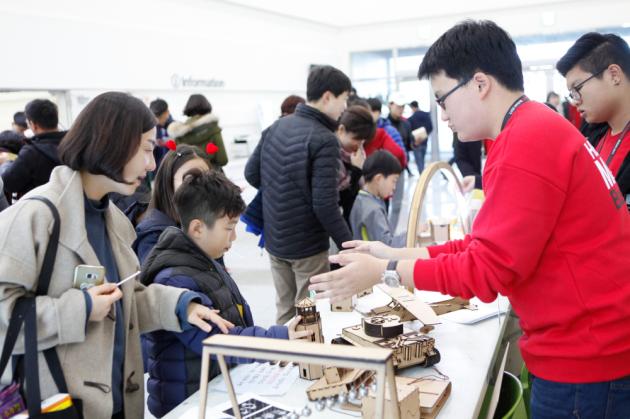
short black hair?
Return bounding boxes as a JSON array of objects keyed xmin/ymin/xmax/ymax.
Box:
[
  {"xmin": 362, "ymin": 150, "xmax": 402, "ymax": 182},
  {"xmin": 339, "ymin": 106, "xmax": 377, "ymax": 143},
  {"xmin": 418, "ymin": 20, "xmax": 524, "ymax": 92},
  {"xmin": 183, "ymin": 94, "xmax": 212, "ymax": 117},
  {"xmin": 59, "ymin": 92, "xmax": 157, "ymax": 184},
  {"xmin": 409, "ymin": 101, "xmax": 419, "ymax": 108},
  {"xmin": 13, "ymin": 112, "xmax": 27, "ymax": 128},
  {"xmin": 174, "ymin": 168, "xmax": 247, "ymax": 233},
  {"xmin": 546, "ymin": 92, "xmax": 559, "ymax": 101},
  {"xmin": 145, "ymin": 144, "xmax": 209, "ymax": 224},
  {"xmin": 24, "ymin": 99, "xmax": 58, "ymax": 129},
  {"xmin": 347, "ymin": 95, "xmax": 371, "ymax": 110},
  {"xmin": 366, "ymin": 98, "xmax": 382, "ymax": 113},
  {"xmin": 0, "ymin": 130, "xmax": 25, "ymax": 154},
  {"xmin": 150, "ymin": 98, "xmax": 169, "ymax": 117},
  {"xmin": 307, "ymin": 65, "xmax": 352, "ymax": 102},
  {"xmin": 556, "ymin": 32, "xmax": 630, "ymax": 79}
]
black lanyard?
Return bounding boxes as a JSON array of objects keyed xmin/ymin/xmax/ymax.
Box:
[
  {"xmin": 596, "ymin": 119, "xmax": 630, "ymax": 166},
  {"xmin": 501, "ymin": 95, "xmax": 530, "ymax": 131}
]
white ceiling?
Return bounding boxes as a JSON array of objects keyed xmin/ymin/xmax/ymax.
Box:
[{"xmin": 220, "ymin": 0, "xmax": 582, "ymax": 28}]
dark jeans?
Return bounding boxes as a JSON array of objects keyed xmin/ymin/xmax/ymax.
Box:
[{"xmin": 531, "ymin": 373, "xmax": 630, "ymax": 419}]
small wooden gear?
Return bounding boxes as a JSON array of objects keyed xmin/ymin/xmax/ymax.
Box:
[{"xmin": 362, "ymin": 315, "xmax": 403, "ymax": 338}]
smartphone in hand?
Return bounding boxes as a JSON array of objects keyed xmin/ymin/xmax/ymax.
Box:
[{"xmin": 73, "ymin": 265, "xmax": 106, "ymax": 290}]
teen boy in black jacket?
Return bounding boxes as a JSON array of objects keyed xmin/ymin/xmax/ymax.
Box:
[
  {"xmin": 245, "ymin": 65, "xmax": 353, "ymax": 324},
  {"xmin": 557, "ymin": 33, "xmax": 630, "ymax": 212}
]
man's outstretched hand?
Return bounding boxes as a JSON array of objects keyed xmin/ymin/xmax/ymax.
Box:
[
  {"xmin": 309, "ymin": 253, "xmax": 387, "ymax": 304},
  {"xmin": 339, "ymin": 240, "xmax": 396, "ymax": 260}
]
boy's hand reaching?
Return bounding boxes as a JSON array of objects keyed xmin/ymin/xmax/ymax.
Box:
[
  {"xmin": 187, "ymin": 303, "xmax": 235, "ymax": 334},
  {"xmin": 287, "ymin": 315, "xmax": 313, "ymax": 340}
]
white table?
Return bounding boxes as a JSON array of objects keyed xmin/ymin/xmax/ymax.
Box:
[{"xmin": 164, "ymin": 288, "xmax": 510, "ymax": 419}]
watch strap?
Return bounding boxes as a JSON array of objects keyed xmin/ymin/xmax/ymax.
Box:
[{"xmin": 387, "ymin": 260, "xmax": 399, "ymax": 272}]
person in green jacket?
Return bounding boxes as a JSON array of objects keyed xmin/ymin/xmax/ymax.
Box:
[{"xmin": 167, "ymin": 94, "xmax": 228, "ymax": 172}]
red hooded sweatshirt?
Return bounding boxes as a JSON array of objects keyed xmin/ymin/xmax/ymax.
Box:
[
  {"xmin": 414, "ymin": 101, "xmax": 630, "ymax": 384},
  {"xmin": 364, "ymin": 128, "xmax": 407, "ymax": 169}
]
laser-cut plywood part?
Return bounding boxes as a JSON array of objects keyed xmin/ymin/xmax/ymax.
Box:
[
  {"xmin": 294, "ymin": 297, "xmax": 324, "ymax": 380},
  {"xmin": 395, "ymin": 376, "xmax": 452, "ymax": 419},
  {"xmin": 427, "ymin": 296, "xmax": 478, "ymax": 316},
  {"xmin": 331, "ymin": 294, "xmax": 358, "ymax": 312},
  {"xmin": 363, "ymin": 315, "xmax": 404, "ymax": 338},
  {"xmin": 340, "ymin": 321, "xmax": 441, "ymax": 371},
  {"xmin": 362, "ymin": 380, "xmax": 420, "ymax": 419},
  {"xmin": 358, "ymin": 288, "xmax": 374, "ymax": 298},
  {"xmin": 306, "ymin": 367, "xmax": 375, "ymax": 401},
  {"xmin": 371, "ymin": 284, "xmax": 441, "ymax": 326}
]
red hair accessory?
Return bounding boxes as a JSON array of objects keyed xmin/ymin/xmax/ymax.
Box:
[
  {"xmin": 165, "ymin": 140, "xmax": 177, "ymax": 151},
  {"xmin": 206, "ymin": 143, "xmax": 219, "ymax": 154}
]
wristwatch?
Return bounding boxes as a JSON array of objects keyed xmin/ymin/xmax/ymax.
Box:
[{"xmin": 381, "ymin": 260, "xmax": 400, "ymax": 288}]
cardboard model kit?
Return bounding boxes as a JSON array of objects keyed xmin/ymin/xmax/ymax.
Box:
[{"xmin": 334, "ymin": 314, "xmax": 441, "ymax": 371}]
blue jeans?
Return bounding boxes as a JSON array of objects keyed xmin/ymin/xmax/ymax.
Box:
[
  {"xmin": 531, "ymin": 374, "xmax": 630, "ymax": 419},
  {"xmin": 413, "ymin": 143, "xmax": 427, "ymax": 174}
]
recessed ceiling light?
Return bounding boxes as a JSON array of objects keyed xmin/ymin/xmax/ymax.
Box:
[{"xmin": 542, "ymin": 12, "xmax": 556, "ymax": 26}]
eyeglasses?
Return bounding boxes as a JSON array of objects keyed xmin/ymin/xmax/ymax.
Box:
[
  {"xmin": 435, "ymin": 76, "xmax": 473, "ymax": 110},
  {"xmin": 566, "ymin": 68, "xmax": 606, "ymax": 102}
]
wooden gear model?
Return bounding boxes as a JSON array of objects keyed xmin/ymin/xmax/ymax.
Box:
[
  {"xmin": 334, "ymin": 317, "xmax": 441, "ymax": 371},
  {"xmin": 294, "ymin": 297, "xmax": 325, "ymax": 380}
]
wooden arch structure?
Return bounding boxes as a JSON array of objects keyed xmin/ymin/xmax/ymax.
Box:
[{"xmin": 405, "ymin": 162, "xmax": 472, "ymax": 248}]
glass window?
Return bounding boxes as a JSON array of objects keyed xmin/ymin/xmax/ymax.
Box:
[{"xmin": 351, "ymin": 50, "xmax": 393, "ymax": 81}]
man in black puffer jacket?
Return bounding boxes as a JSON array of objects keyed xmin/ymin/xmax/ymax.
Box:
[
  {"xmin": 2, "ymin": 99, "xmax": 66, "ymax": 197},
  {"xmin": 245, "ymin": 65, "xmax": 353, "ymax": 324}
]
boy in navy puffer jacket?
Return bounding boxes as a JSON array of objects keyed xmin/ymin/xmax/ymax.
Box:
[{"xmin": 140, "ymin": 168, "xmax": 311, "ymax": 418}]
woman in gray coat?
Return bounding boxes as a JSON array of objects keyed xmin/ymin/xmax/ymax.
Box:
[{"xmin": 0, "ymin": 92, "xmax": 233, "ymax": 419}]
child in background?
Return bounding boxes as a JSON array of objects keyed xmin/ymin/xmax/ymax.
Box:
[
  {"xmin": 140, "ymin": 168, "xmax": 311, "ymax": 418},
  {"xmin": 350, "ymin": 150, "xmax": 407, "ymax": 247}
]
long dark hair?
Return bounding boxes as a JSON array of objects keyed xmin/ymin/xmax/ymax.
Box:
[{"xmin": 141, "ymin": 144, "xmax": 209, "ymax": 224}]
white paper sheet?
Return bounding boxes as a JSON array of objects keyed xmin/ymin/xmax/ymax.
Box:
[
  {"xmin": 214, "ymin": 362, "xmax": 299, "ymax": 396},
  {"xmin": 179, "ymin": 392, "xmax": 294, "ymax": 419}
]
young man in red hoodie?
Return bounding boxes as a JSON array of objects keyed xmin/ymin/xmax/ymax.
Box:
[{"xmin": 310, "ymin": 20, "xmax": 630, "ymax": 418}]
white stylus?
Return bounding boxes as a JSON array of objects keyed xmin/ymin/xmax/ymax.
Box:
[{"xmin": 117, "ymin": 271, "xmax": 141, "ymax": 287}]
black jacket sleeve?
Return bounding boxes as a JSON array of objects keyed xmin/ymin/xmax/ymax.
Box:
[
  {"xmin": 454, "ymin": 140, "xmax": 482, "ymax": 178},
  {"xmin": 245, "ymin": 127, "xmax": 272, "ymax": 190},
  {"xmin": 311, "ymin": 137, "xmax": 353, "ymax": 249},
  {"xmin": 1, "ymin": 146, "xmax": 34, "ymax": 194}
]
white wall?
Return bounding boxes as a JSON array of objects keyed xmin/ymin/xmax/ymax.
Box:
[
  {"xmin": 0, "ymin": 0, "xmax": 344, "ymax": 156},
  {"xmin": 337, "ymin": 0, "xmax": 630, "ymax": 55}
]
